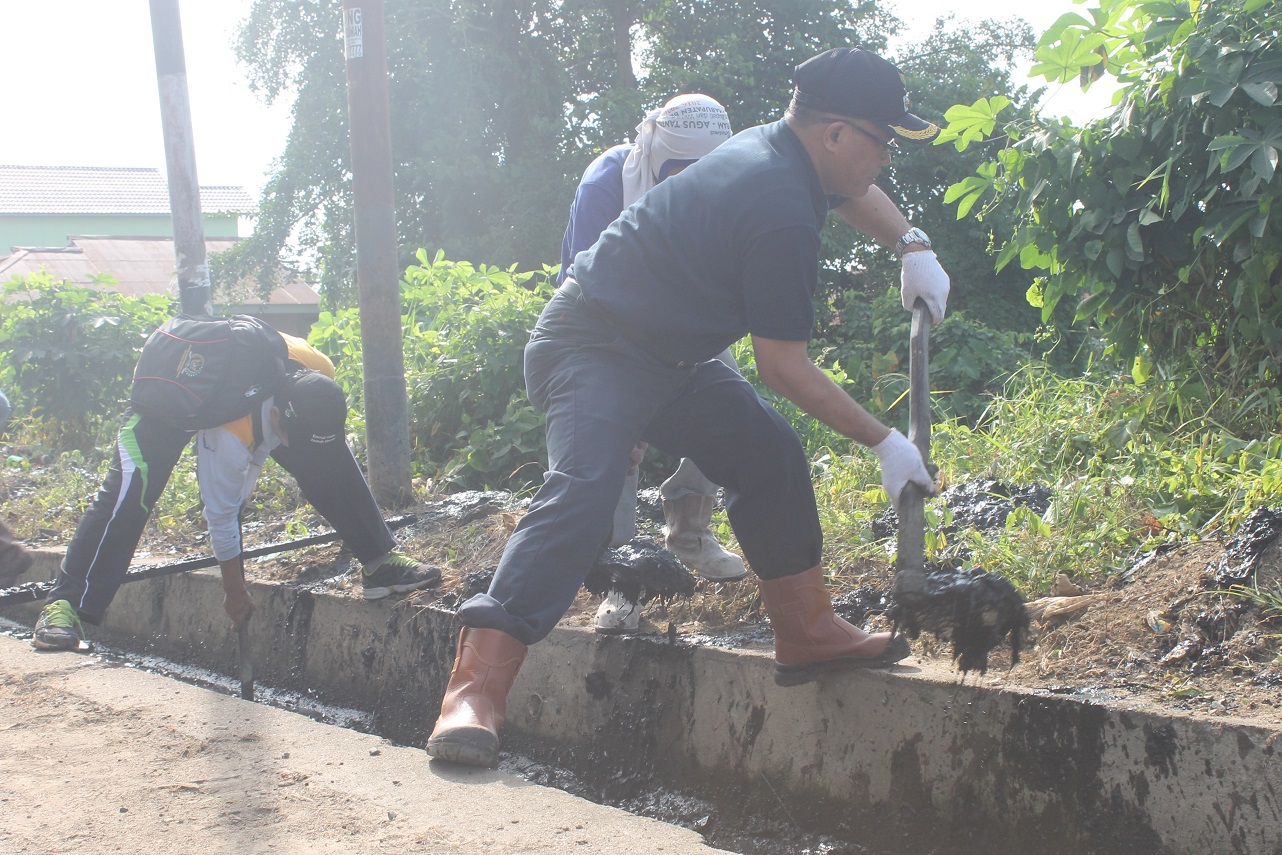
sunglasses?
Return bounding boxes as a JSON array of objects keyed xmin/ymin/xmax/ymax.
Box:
[{"xmin": 834, "ymin": 120, "xmax": 896, "ymax": 154}]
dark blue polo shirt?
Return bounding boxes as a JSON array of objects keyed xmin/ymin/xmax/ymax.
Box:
[
  {"xmin": 558, "ymin": 144, "xmax": 630, "ymax": 286},
  {"xmin": 569, "ymin": 119, "xmax": 830, "ymax": 365}
]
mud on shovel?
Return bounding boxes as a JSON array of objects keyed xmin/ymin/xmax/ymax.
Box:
[{"xmin": 890, "ymin": 301, "xmax": 1030, "ymax": 673}]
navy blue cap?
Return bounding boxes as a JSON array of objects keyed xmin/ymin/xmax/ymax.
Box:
[{"xmin": 794, "ymin": 48, "xmax": 939, "ymax": 143}]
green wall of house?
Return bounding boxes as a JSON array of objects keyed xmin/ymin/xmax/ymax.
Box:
[{"xmin": 1, "ymin": 213, "xmax": 240, "ymax": 251}]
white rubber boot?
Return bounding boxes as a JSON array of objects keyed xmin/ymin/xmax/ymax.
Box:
[
  {"xmin": 594, "ymin": 591, "xmax": 641, "ymax": 634},
  {"xmin": 661, "ymin": 458, "xmax": 747, "ymax": 581},
  {"xmin": 610, "ymin": 470, "xmax": 640, "ymax": 548},
  {"xmin": 663, "ymin": 493, "xmax": 747, "ymax": 581}
]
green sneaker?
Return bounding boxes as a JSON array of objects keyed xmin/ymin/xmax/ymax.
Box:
[
  {"xmin": 32, "ymin": 599, "xmax": 84, "ymax": 651},
  {"xmin": 361, "ymin": 550, "xmax": 441, "ymax": 600}
]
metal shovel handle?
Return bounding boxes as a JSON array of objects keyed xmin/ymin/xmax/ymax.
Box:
[
  {"xmin": 894, "ymin": 301, "xmax": 932, "ymax": 598},
  {"xmin": 907, "ymin": 301, "xmax": 932, "ymax": 465}
]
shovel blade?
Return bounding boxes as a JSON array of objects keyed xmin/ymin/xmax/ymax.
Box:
[{"xmin": 237, "ymin": 622, "xmax": 255, "ymax": 701}]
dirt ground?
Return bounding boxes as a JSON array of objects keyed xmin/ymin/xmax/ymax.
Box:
[
  {"xmin": 368, "ymin": 492, "xmax": 1282, "ymax": 728},
  {"xmin": 5, "ymin": 475, "xmax": 1281, "ymax": 730},
  {"xmin": 1004, "ymin": 538, "xmax": 1282, "ymax": 722},
  {"xmin": 0, "ymin": 635, "xmax": 726, "ymax": 855}
]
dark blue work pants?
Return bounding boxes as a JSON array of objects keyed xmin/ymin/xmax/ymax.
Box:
[
  {"xmin": 457, "ymin": 289, "xmax": 822, "ymax": 645},
  {"xmin": 48, "ymin": 408, "xmax": 395, "ymax": 624}
]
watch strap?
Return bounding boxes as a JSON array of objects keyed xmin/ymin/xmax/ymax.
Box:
[{"xmin": 895, "ymin": 227, "xmax": 931, "ymax": 257}]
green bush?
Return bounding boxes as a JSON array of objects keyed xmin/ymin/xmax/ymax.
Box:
[
  {"xmin": 309, "ymin": 251, "xmax": 556, "ymax": 490},
  {"xmin": 0, "ymin": 272, "xmax": 172, "ymax": 450},
  {"xmin": 815, "ymin": 286, "xmax": 1038, "ymax": 427},
  {"xmin": 940, "ymin": 0, "xmax": 1282, "ymax": 409},
  {"xmin": 10, "ymin": 255, "xmax": 1282, "ymax": 602}
]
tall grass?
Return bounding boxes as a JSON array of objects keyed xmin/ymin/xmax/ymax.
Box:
[
  {"xmin": 0, "ymin": 444, "xmax": 308, "ymax": 555},
  {"xmin": 808, "ymin": 361, "xmax": 1282, "ymax": 595}
]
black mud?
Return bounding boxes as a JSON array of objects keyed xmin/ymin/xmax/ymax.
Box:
[
  {"xmin": 1208, "ymin": 505, "xmax": 1282, "ymax": 587},
  {"xmin": 891, "ymin": 565, "xmax": 1029, "ymax": 674},
  {"xmin": 583, "ymin": 539, "xmax": 698, "ymax": 605},
  {"xmin": 871, "ymin": 478, "xmax": 1053, "ymax": 542},
  {"xmin": 502, "ymin": 751, "xmax": 888, "ymax": 855},
  {"xmin": 869, "ymin": 479, "xmax": 1040, "ymax": 673},
  {"xmin": 0, "ymin": 620, "xmax": 374, "ymax": 731},
  {"xmin": 414, "ymin": 490, "xmax": 524, "ymax": 527}
]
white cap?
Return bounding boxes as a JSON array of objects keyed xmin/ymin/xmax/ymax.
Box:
[{"xmin": 621, "ymin": 94, "xmax": 732, "ymax": 207}]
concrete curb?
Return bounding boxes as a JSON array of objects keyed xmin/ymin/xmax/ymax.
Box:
[{"xmin": 5, "ymin": 551, "xmax": 1278, "ymax": 855}]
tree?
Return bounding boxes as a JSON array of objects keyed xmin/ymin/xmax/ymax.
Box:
[
  {"xmin": 221, "ymin": 0, "xmax": 583, "ymax": 301},
  {"xmin": 635, "ymin": 0, "xmax": 896, "ymax": 127},
  {"xmin": 939, "ymin": 0, "xmax": 1282, "ymax": 416},
  {"xmin": 220, "ymin": 1, "xmax": 1060, "ymax": 429},
  {"xmin": 888, "ymin": 17, "xmax": 1039, "ymax": 327},
  {"xmin": 218, "ymin": 0, "xmax": 902, "ymax": 305}
]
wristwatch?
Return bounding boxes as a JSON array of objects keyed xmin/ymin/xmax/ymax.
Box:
[{"xmin": 894, "ymin": 227, "xmax": 932, "ymax": 257}]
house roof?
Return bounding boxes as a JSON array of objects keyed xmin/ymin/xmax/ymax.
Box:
[
  {"xmin": 0, "ymin": 236, "xmax": 317, "ymax": 309},
  {"xmin": 0, "ymin": 165, "xmax": 253, "ymax": 215}
]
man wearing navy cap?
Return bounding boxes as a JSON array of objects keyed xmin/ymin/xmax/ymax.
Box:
[{"xmin": 428, "ymin": 47, "xmax": 950, "ymax": 767}]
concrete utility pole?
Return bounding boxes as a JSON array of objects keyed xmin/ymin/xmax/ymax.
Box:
[
  {"xmin": 342, "ymin": 0, "xmax": 414, "ymax": 507},
  {"xmin": 149, "ymin": 0, "xmax": 212, "ymax": 317}
]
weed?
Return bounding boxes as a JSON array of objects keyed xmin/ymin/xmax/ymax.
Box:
[
  {"xmin": 1219, "ymin": 583, "xmax": 1282, "ymax": 625},
  {"xmin": 1, "ymin": 447, "xmax": 305, "ymax": 554},
  {"xmin": 1163, "ymin": 677, "xmax": 1203, "ymax": 700}
]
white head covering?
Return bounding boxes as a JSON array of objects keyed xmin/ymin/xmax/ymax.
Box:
[{"xmin": 620, "ymin": 93, "xmax": 732, "ymax": 207}]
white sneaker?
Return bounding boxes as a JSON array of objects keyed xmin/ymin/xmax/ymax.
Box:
[{"xmin": 594, "ymin": 591, "xmax": 640, "ymax": 634}]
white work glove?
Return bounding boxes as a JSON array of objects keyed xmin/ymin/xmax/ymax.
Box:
[
  {"xmin": 873, "ymin": 429, "xmax": 934, "ymax": 512},
  {"xmin": 900, "ymin": 250, "xmax": 950, "ymax": 326}
]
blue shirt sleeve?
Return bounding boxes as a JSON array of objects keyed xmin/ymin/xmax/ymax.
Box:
[{"xmin": 560, "ymin": 174, "xmax": 625, "ymax": 283}]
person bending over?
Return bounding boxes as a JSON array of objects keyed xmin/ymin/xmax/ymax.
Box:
[{"xmin": 32, "ymin": 326, "xmax": 438, "ymax": 650}]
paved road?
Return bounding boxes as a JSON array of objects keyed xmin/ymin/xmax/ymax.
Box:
[{"xmin": 0, "ymin": 634, "xmax": 726, "ymax": 854}]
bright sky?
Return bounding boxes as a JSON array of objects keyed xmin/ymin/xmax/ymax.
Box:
[
  {"xmin": 2, "ymin": 1, "xmax": 1107, "ymax": 212},
  {"xmin": 3, "ymin": 1, "xmax": 289, "ymax": 198}
]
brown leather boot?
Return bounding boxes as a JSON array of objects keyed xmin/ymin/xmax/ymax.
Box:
[
  {"xmin": 426, "ymin": 627, "xmax": 527, "ymax": 767},
  {"xmin": 758, "ymin": 565, "xmax": 910, "ymax": 686}
]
